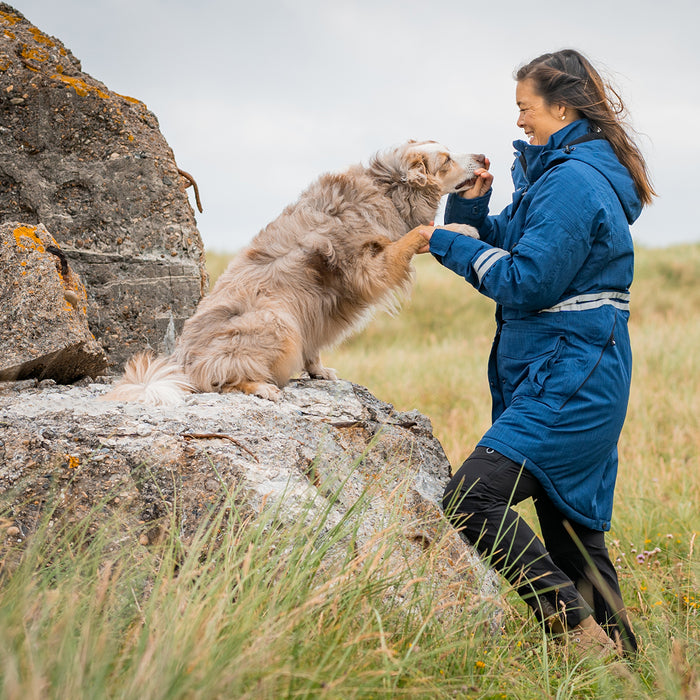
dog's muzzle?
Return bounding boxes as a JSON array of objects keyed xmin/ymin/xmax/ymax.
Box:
[{"xmin": 451, "ymin": 153, "xmax": 486, "ymax": 191}]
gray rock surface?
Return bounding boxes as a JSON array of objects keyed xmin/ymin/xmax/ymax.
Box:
[
  {"xmin": 0, "ymin": 221, "xmax": 107, "ymax": 382},
  {"xmin": 0, "ymin": 378, "xmax": 499, "ymax": 610},
  {"xmin": 0, "ymin": 4, "xmax": 208, "ymax": 370}
]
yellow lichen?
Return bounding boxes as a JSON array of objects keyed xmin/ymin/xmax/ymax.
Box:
[
  {"xmin": 0, "ymin": 10, "xmax": 21, "ymax": 26},
  {"xmin": 51, "ymin": 73, "xmax": 110, "ymax": 99},
  {"xmin": 115, "ymin": 92, "xmax": 143, "ymax": 106},
  {"xmin": 3, "ymin": 29, "xmax": 14, "ymax": 39},
  {"xmin": 28, "ymin": 26, "xmax": 55, "ymax": 47},
  {"xmin": 21, "ymin": 44, "xmax": 49, "ymax": 63},
  {"xmin": 13, "ymin": 225, "xmax": 45, "ymax": 252}
]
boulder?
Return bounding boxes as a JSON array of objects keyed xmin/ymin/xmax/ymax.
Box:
[
  {"xmin": 0, "ymin": 221, "xmax": 107, "ymax": 382},
  {"xmin": 0, "ymin": 378, "xmax": 499, "ymax": 611},
  {"xmin": 0, "ymin": 4, "xmax": 208, "ymax": 370}
]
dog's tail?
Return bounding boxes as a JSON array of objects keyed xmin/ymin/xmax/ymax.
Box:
[{"xmin": 101, "ymin": 352, "xmax": 196, "ymax": 406}]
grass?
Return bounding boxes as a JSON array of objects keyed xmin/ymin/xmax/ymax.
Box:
[{"xmin": 1, "ymin": 244, "xmax": 698, "ymax": 698}]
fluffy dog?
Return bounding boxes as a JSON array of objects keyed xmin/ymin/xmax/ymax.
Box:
[{"xmin": 104, "ymin": 140, "xmax": 483, "ymax": 405}]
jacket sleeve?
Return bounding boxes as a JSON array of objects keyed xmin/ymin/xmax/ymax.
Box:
[
  {"xmin": 431, "ymin": 166, "xmax": 599, "ymax": 311},
  {"xmin": 443, "ymin": 191, "xmax": 512, "ymax": 247}
]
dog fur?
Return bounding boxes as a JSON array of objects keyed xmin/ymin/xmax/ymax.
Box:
[{"xmin": 104, "ymin": 140, "xmax": 483, "ymax": 405}]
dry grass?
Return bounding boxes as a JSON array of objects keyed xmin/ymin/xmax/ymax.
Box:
[{"xmin": 0, "ymin": 244, "xmax": 696, "ymax": 699}]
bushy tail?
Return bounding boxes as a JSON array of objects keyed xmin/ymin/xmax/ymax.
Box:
[{"xmin": 101, "ymin": 352, "xmax": 196, "ymax": 406}]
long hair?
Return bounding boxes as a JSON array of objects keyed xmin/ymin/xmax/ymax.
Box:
[{"xmin": 516, "ymin": 49, "xmax": 656, "ymax": 206}]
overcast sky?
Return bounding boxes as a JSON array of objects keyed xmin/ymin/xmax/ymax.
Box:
[{"xmin": 13, "ymin": 0, "xmax": 700, "ymax": 252}]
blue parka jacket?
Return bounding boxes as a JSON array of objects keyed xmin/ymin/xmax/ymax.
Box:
[{"xmin": 430, "ymin": 119, "xmax": 641, "ymax": 531}]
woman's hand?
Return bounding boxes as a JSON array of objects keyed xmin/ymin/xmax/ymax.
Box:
[
  {"xmin": 411, "ymin": 222, "xmax": 480, "ymax": 255},
  {"xmin": 412, "ymin": 224, "xmax": 435, "ymax": 254},
  {"xmin": 459, "ymin": 158, "xmax": 493, "ymax": 199}
]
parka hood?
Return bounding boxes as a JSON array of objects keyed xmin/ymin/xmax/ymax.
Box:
[{"xmin": 512, "ymin": 119, "xmax": 642, "ymax": 225}]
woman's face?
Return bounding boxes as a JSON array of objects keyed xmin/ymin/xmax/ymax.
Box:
[{"xmin": 516, "ymin": 79, "xmax": 567, "ymax": 146}]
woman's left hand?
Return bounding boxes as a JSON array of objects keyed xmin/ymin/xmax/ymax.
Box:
[
  {"xmin": 412, "ymin": 222, "xmax": 480, "ymax": 254},
  {"xmin": 411, "ymin": 224, "xmax": 435, "ymax": 254}
]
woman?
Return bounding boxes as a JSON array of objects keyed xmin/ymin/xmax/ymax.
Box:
[{"xmin": 414, "ymin": 49, "xmax": 655, "ymax": 658}]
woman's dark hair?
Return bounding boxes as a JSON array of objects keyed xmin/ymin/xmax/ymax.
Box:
[{"xmin": 516, "ymin": 49, "xmax": 655, "ymax": 206}]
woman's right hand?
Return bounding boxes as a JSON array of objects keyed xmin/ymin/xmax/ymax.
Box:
[{"xmin": 459, "ymin": 158, "xmax": 493, "ymax": 199}]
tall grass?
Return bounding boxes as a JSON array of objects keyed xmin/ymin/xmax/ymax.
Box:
[
  {"xmin": 326, "ymin": 244, "xmax": 700, "ymax": 697},
  {"xmin": 0, "ymin": 245, "xmax": 697, "ymax": 698}
]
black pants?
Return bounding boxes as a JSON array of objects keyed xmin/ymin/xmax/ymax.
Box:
[{"xmin": 443, "ymin": 446, "xmax": 637, "ymax": 654}]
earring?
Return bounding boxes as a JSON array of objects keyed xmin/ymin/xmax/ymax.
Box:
[{"xmin": 561, "ymin": 114, "xmax": 566, "ymax": 120}]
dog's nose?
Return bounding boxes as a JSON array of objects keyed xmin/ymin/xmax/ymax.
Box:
[{"xmin": 473, "ymin": 154, "xmax": 487, "ymax": 167}]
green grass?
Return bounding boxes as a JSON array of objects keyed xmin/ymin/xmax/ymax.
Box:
[{"xmin": 1, "ymin": 244, "xmax": 698, "ymax": 698}]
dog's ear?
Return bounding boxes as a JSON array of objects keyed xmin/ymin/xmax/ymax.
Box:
[{"xmin": 401, "ymin": 153, "xmax": 428, "ymax": 187}]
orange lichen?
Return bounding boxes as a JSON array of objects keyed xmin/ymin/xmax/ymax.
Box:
[
  {"xmin": 21, "ymin": 44, "xmax": 49, "ymax": 63},
  {"xmin": 0, "ymin": 55, "xmax": 11, "ymax": 71},
  {"xmin": 28, "ymin": 26, "xmax": 55, "ymax": 47},
  {"xmin": 51, "ymin": 73, "xmax": 110, "ymax": 99},
  {"xmin": 3, "ymin": 29, "xmax": 14, "ymax": 39},
  {"xmin": 115, "ymin": 92, "xmax": 143, "ymax": 106},
  {"xmin": 0, "ymin": 10, "xmax": 21, "ymax": 26},
  {"xmin": 13, "ymin": 225, "xmax": 45, "ymax": 252}
]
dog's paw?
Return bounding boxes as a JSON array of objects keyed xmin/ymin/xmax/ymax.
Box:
[
  {"xmin": 440, "ymin": 223, "xmax": 480, "ymax": 239},
  {"xmin": 405, "ymin": 226, "xmax": 431, "ymax": 251},
  {"xmin": 313, "ymin": 366, "xmax": 337, "ymax": 381},
  {"xmin": 305, "ymin": 359, "xmax": 338, "ymax": 381},
  {"xmin": 252, "ymin": 383, "xmax": 282, "ymax": 401},
  {"xmin": 225, "ymin": 381, "xmax": 282, "ymax": 401}
]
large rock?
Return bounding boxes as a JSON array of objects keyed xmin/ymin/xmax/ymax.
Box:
[
  {"xmin": 0, "ymin": 378, "xmax": 499, "ymax": 611},
  {"xmin": 0, "ymin": 221, "xmax": 107, "ymax": 382},
  {"xmin": 0, "ymin": 4, "xmax": 208, "ymax": 370}
]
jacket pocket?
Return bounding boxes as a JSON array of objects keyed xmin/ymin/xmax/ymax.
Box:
[
  {"xmin": 559, "ymin": 321, "xmax": 617, "ymax": 410},
  {"xmin": 546, "ymin": 312, "xmax": 620, "ymax": 411},
  {"xmin": 497, "ymin": 333, "xmax": 563, "ymax": 403}
]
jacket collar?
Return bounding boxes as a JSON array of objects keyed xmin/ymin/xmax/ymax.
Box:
[{"xmin": 513, "ymin": 119, "xmax": 592, "ymax": 183}]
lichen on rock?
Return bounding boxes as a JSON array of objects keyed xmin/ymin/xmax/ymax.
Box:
[
  {"xmin": 0, "ymin": 221, "xmax": 107, "ymax": 382},
  {"xmin": 0, "ymin": 3, "xmax": 208, "ymax": 370}
]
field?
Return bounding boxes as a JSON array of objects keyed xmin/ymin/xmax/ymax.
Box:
[{"xmin": 1, "ymin": 244, "xmax": 698, "ymax": 698}]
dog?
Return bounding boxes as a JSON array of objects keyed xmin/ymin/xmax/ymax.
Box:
[{"xmin": 104, "ymin": 140, "xmax": 483, "ymax": 405}]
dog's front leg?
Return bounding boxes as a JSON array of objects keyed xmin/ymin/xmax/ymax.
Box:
[
  {"xmin": 368, "ymin": 228, "xmax": 431, "ymax": 287},
  {"xmin": 393, "ymin": 226, "xmax": 434, "ymax": 259},
  {"xmin": 304, "ymin": 354, "xmax": 337, "ymax": 381},
  {"xmin": 396, "ymin": 223, "xmax": 479, "ymax": 260}
]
